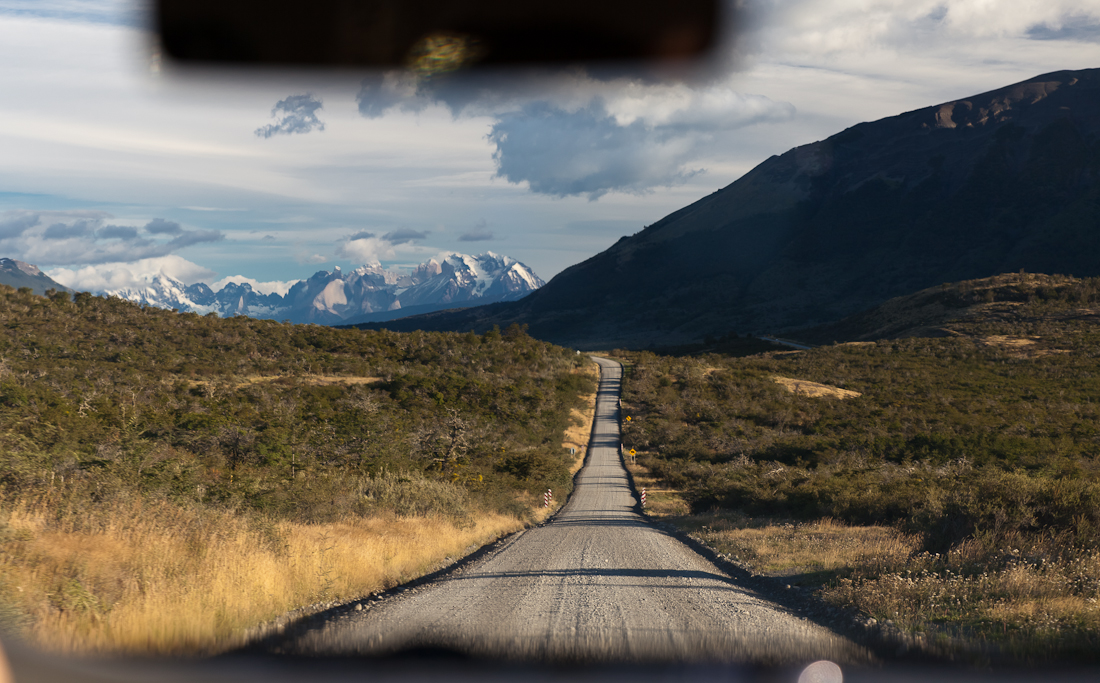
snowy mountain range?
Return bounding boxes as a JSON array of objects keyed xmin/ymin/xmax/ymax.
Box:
[{"xmin": 93, "ymin": 252, "xmax": 544, "ymax": 325}]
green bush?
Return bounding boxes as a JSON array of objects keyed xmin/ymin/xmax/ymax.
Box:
[{"xmin": 619, "ymin": 317, "xmax": 1100, "ymax": 552}]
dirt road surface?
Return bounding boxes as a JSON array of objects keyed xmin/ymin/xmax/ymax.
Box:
[{"xmin": 272, "ymin": 357, "xmax": 868, "ymax": 665}]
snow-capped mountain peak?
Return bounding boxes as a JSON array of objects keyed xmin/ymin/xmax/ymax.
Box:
[
  {"xmin": 89, "ymin": 251, "xmax": 544, "ymax": 325},
  {"xmin": 0, "ymin": 258, "xmax": 43, "ymax": 277},
  {"xmin": 101, "ymin": 272, "xmax": 212, "ymax": 313}
]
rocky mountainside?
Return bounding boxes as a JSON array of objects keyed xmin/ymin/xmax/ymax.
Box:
[
  {"xmin": 361, "ymin": 68, "xmax": 1100, "ymax": 349},
  {"xmin": 90, "ymin": 252, "xmax": 543, "ymax": 324},
  {"xmin": 0, "ymin": 258, "xmax": 72, "ymax": 296}
]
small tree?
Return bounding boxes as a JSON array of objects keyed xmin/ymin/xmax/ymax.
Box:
[
  {"xmin": 502, "ymin": 323, "xmax": 529, "ymax": 341},
  {"xmin": 482, "ymin": 325, "xmax": 502, "ymax": 342}
]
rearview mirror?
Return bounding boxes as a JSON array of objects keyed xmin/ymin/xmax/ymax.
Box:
[{"xmin": 157, "ymin": 0, "xmax": 721, "ymax": 69}]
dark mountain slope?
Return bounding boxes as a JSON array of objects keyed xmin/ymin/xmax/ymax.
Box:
[{"xmin": 359, "ymin": 68, "xmax": 1100, "ymax": 349}]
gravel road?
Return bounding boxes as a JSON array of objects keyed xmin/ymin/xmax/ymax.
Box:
[{"xmin": 275, "ymin": 357, "xmax": 869, "ymax": 665}]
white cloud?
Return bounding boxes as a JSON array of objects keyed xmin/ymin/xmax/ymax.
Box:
[
  {"xmin": 47, "ymin": 255, "xmax": 217, "ymax": 292},
  {"xmin": 296, "ymin": 252, "xmax": 329, "ymax": 265},
  {"xmin": 939, "ymin": 0, "xmax": 1100, "ymax": 38},
  {"xmin": 603, "ymin": 83, "xmax": 791, "ymax": 128},
  {"xmin": 356, "ymin": 66, "xmax": 798, "ymax": 197},
  {"xmin": 0, "ymin": 0, "xmax": 138, "ymax": 26},
  {"xmin": 748, "ymin": 0, "xmax": 1100, "ymax": 57},
  {"xmin": 717, "ymin": 0, "xmax": 1100, "ymax": 161},
  {"xmin": 210, "ymin": 275, "xmax": 299, "ymax": 296},
  {"xmin": 0, "ymin": 211, "xmax": 224, "ymax": 266},
  {"xmin": 335, "ymin": 235, "xmax": 396, "ymax": 264}
]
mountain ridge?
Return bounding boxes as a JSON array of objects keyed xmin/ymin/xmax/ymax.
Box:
[
  {"xmin": 0, "ymin": 258, "xmax": 73, "ymax": 296},
  {"xmin": 53, "ymin": 251, "xmax": 544, "ymax": 324},
  {"xmin": 356, "ymin": 67, "xmax": 1100, "ymax": 349}
]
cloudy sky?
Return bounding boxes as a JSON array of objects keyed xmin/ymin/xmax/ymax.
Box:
[{"xmin": 2, "ymin": 1, "xmax": 1100, "ymax": 294}]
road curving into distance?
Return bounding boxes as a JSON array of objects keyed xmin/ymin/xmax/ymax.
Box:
[{"xmin": 273, "ymin": 357, "xmax": 868, "ymax": 665}]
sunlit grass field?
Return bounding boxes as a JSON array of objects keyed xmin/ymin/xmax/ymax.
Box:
[{"xmin": 1, "ymin": 487, "xmax": 527, "ymax": 654}]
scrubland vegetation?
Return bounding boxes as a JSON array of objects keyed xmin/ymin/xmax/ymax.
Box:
[
  {"xmin": 0, "ymin": 285, "xmax": 595, "ymax": 653},
  {"xmin": 617, "ymin": 274, "xmax": 1100, "ymax": 662}
]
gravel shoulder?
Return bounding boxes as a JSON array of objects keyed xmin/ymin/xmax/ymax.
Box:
[{"xmin": 266, "ymin": 357, "xmax": 871, "ymax": 665}]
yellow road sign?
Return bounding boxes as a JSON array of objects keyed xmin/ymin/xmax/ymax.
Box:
[{"xmin": 629, "ymin": 449, "xmax": 636, "ymax": 456}]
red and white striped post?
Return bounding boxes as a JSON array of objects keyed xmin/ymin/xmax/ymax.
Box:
[
  {"xmin": 640, "ymin": 488, "xmax": 647, "ymax": 508},
  {"xmin": 543, "ymin": 489, "xmax": 553, "ymax": 507}
]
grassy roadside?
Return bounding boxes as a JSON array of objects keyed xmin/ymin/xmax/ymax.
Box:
[
  {"xmin": 613, "ymin": 276, "xmax": 1100, "ymax": 664},
  {"xmin": 0, "ymin": 491, "xmax": 524, "ymax": 654},
  {"xmin": 649, "ymin": 501, "xmax": 1100, "ymax": 663},
  {"xmin": 0, "ymin": 362, "xmax": 601, "ymax": 656},
  {"xmin": 0, "ymin": 286, "xmax": 602, "ymax": 655},
  {"xmin": 564, "ymin": 360, "xmax": 600, "ymax": 476},
  {"xmin": 625, "ymin": 462, "xmax": 914, "ymax": 594},
  {"xmin": 0, "ymin": 360, "xmax": 600, "ymax": 656},
  {"xmin": 624, "ymin": 413, "xmax": 1100, "ymax": 663}
]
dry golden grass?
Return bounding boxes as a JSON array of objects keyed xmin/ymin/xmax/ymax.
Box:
[
  {"xmin": 676, "ymin": 513, "xmax": 914, "ymax": 579},
  {"xmin": 980, "ymin": 335, "xmax": 1038, "ymax": 349},
  {"xmin": 825, "ymin": 540, "xmax": 1100, "ymax": 657},
  {"xmin": 674, "ymin": 509, "xmax": 1100, "ymax": 660},
  {"xmin": 636, "ymin": 468, "xmax": 913, "ymax": 580},
  {"xmin": 977, "ymin": 335, "xmax": 1068, "ymax": 358},
  {"xmin": 0, "ymin": 495, "xmax": 524, "ymax": 655},
  {"xmin": 632, "ymin": 461, "xmax": 1100, "ymax": 660},
  {"xmin": 564, "ymin": 361, "xmax": 599, "ymax": 475},
  {"xmin": 0, "ymin": 362, "xmax": 596, "ymax": 656},
  {"xmin": 630, "ymin": 442, "xmax": 1100, "ymax": 659},
  {"xmin": 189, "ymin": 374, "xmax": 381, "ymax": 390},
  {"xmin": 772, "ymin": 376, "xmax": 861, "ymax": 399},
  {"xmin": 625, "ymin": 460, "xmax": 690, "ymax": 516}
]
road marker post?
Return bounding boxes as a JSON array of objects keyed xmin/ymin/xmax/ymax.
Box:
[
  {"xmin": 544, "ymin": 489, "xmax": 553, "ymax": 507},
  {"xmin": 641, "ymin": 488, "xmax": 646, "ymax": 508}
]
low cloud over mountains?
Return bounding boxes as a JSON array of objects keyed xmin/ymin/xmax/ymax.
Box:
[{"xmin": 0, "ymin": 212, "xmax": 224, "ymax": 267}]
